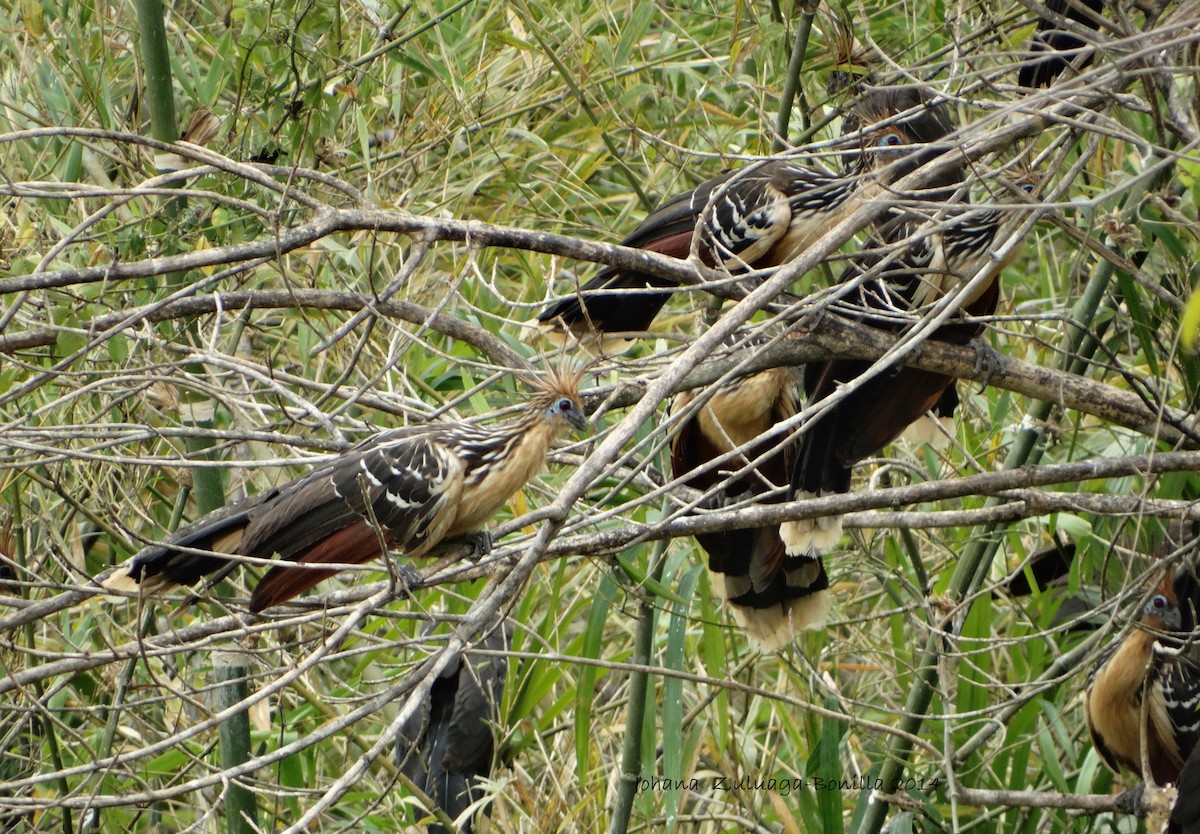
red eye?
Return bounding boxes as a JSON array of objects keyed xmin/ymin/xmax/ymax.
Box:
[
  {"xmin": 558, "ymin": 398, "xmax": 573, "ymax": 412},
  {"xmin": 878, "ymin": 133, "xmax": 903, "ymax": 148}
]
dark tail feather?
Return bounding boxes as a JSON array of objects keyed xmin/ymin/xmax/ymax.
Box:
[
  {"xmin": 1172, "ymin": 745, "xmax": 1200, "ymax": 834},
  {"xmin": 700, "ymin": 524, "xmax": 831, "ymax": 650},
  {"xmin": 536, "ymin": 267, "xmax": 675, "ymax": 338},
  {"xmin": 248, "ymin": 519, "xmax": 383, "ymax": 612},
  {"xmin": 781, "ymin": 404, "xmax": 853, "ymax": 559},
  {"xmin": 101, "ymin": 498, "xmax": 262, "ymax": 594},
  {"xmin": 397, "ymin": 621, "xmax": 511, "ymax": 833}
]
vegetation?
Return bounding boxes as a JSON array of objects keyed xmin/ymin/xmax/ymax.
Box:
[{"xmin": 1, "ymin": 0, "xmax": 1199, "ymax": 832}]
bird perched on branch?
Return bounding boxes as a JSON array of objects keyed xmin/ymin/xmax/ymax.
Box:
[
  {"xmin": 781, "ymin": 170, "xmax": 1040, "ymax": 559},
  {"xmin": 1085, "ymin": 565, "xmax": 1200, "ymax": 787},
  {"xmin": 397, "ymin": 620, "xmax": 512, "ymax": 834},
  {"xmin": 670, "ymin": 356, "xmax": 830, "ymax": 649},
  {"xmin": 102, "ymin": 366, "xmax": 587, "ymax": 612},
  {"xmin": 536, "ymin": 86, "xmax": 961, "ymax": 345}
]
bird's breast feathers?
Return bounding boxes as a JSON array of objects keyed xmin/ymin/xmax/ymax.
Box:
[{"xmin": 447, "ymin": 421, "xmax": 557, "ymax": 536}]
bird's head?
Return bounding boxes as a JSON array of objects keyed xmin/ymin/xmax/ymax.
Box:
[
  {"xmin": 996, "ymin": 159, "xmax": 1045, "ymax": 199},
  {"xmin": 526, "ymin": 362, "xmax": 588, "ymax": 433},
  {"xmin": 1143, "ymin": 575, "xmax": 1184, "ymax": 633},
  {"xmin": 841, "ymin": 85, "xmax": 962, "ymax": 192}
]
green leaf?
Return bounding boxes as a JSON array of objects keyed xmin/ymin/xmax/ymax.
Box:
[
  {"xmin": 663, "ymin": 563, "xmax": 700, "ymax": 831},
  {"xmin": 614, "ymin": 0, "xmax": 655, "ymax": 67},
  {"xmin": 615, "ymin": 550, "xmax": 687, "ymax": 604},
  {"xmin": 575, "ymin": 572, "xmax": 617, "ymax": 780}
]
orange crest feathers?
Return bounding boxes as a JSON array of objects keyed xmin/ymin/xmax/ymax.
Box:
[{"xmin": 522, "ymin": 360, "xmax": 590, "ymax": 411}]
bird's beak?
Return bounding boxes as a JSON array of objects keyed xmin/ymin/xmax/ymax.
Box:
[{"xmin": 567, "ymin": 410, "xmax": 588, "ymax": 432}]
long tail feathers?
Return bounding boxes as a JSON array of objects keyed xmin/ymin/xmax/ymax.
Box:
[
  {"xmin": 248, "ymin": 519, "xmax": 384, "ymax": 612},
  {"xmin": 725, "ymin": 586, "xmax": 833, "ymax": 652},
  {"xmin": 707, "ymin": 528, "xmax": 833, "ymax": 651},
  {"xmin": 100, "ymin": 508, "xmax": 251, "ymax": 597}
]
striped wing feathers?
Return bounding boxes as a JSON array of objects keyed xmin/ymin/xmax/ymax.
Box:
[
  {"xmin": 695, "ymin": 161, "xmax": 857, "ymax": 270},
  {"xmin": 241, "ymin": 427, "xmax": 469, "ymax": 565}
]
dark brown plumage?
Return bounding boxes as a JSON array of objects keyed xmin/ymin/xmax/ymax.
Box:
[
  {"xmin": 537, "ymin": 86, "xmax": 961, "ymax": 344},
  {"xmin": 1018, "ymin": 0, "xmax": 1105, "ymax": 88},
  {"xmin": 781, "ymin": 174, "xmax": 1039, "ymax": 558},
  {"xmin": 103, "ymin": 367, "xmax": 587, "ymax": 611},
  {"xmin": 670, "ymin": 362, "xmax": 829, "ymax": 649},
  {"xmin": 1173, "ymin": 743, "xmax": 1200, "ymax": 834},
  {"xmin": 397, "ymin": 621, "xmax": 511, "ymax": 834}
]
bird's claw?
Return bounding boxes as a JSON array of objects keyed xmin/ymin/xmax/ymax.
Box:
[
  {"xmin": 1113, "ymin": 784, "xmax": 1146, "ymax": 818},
  {"xmin": 386, "ymin": 561, "xmax": 424, "ymax": 600},
  {"xmin": 460, "ymin": 530, "xmax": 494, "ymax": 562},
  {"xmin": 971, "ymin": 339, "xmax": 1006, "ymax": 391}
]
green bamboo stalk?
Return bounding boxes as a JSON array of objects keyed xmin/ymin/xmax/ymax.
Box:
[
  {"xmin": 214, "ymin": 652, "xmax": 260, "ymax": 834},
  {"xmin": 133, "ymin": 0, "xmax": 176, "ymax": 143},
  {"xmin": 133, "ymin": 6, "xmax": 242, "ymax": 833},
  {"xmin": 609, "ymin": 540, "xmax": 668, "ymax": 834},
  {"xmin": 133, "ymin": 0, "xmax": 225, "ymax": 514},
  {"xmin": 774, "ymin": 0, "xmax": 820, "ymax": 151}
]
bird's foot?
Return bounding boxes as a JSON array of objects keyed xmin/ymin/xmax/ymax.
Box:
[
  {"xmin": 458, "ymin": 529, "xmax": 494, "ymax": 562},
  {"xmin": 1113, "ymin": 783, "xmax": 1146, "ymax": 818},
  {"xmin": 971, "ymin": 340, "xmax": 1006, "ymax": 391},
  {"xmin": 385, "ymin": 559, "xmax": 423, "ymax": 599}
]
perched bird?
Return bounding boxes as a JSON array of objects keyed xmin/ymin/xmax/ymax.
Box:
[
  {"xmin": 536, "ymin": 86, "xmax": 961, "ymax": 344},
  {"xmin": 781, "ymin": 172, "xmax": 1039, "ymax": 558},
  {"xmin": 1085, "ymin": 566, "xmax": 1200, "ymax": 787},
  {"xmin": 397, "ymin": 621, "xmax": 512, "ymax": 834},
  {"xmin": 102, "ymin": 367, "xmax": 588, "ymax": 612},
  {"xmin": 670, "ymin": 358, "xmax": 830, "ymax": 649},
  {"xmin": 1017, "ymin": 0, "xmax": 1105, "ymax": 89}
]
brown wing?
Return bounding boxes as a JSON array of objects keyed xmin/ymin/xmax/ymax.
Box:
[
  {"xmin": 244, "ymin": 430, "xmax": 466, "ymax": 611},
  {"xmin": 538, "ymin": 160, "xmax": 838, "ymax": 338},
  {"xmin": 792, "ymin": 218, "xmax": 1000, "ymax": 493}
]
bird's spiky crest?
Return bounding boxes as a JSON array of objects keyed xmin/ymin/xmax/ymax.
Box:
[
  {"xmin": 843, "ymin": 86, "xmax": 949, "ymax": 142},
  {"xmin": 819, "ymin": 6, "xmax": 875, "ymax": 95},
  {"xmin": 521, "ymin": 360, "xmax": 589, "ymax": 411}
]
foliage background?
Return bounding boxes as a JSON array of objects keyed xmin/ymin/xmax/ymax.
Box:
[{"xmin": 2, "ymin": 0, "xmax": 1199, "ymax": 832}]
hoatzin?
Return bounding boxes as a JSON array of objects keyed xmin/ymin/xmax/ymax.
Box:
[
  {"xmin": 1085, "ymin": 564, "xmax": 1200, "ymax": 788},
  {"xmin": 1017, "ymin": 0, "xmax": 1105, "ymax": 88},
  {"xmin": 670, "ymin": 358, "xmax": 830, "ymax": 649},
  {"xmin": 397, "ymin": 620, "xmax": 511, "ymax": 834},
  {"xmin": 536, "ymin": 86, "xmax": 961, "ymax": 344},
  {"xmin": 781, "ymin": 173, "xmax": 1039, "ymax": 558},
  {"xmin": 102, "ymin": 367, "xmax": 587, "ymax": 612}
]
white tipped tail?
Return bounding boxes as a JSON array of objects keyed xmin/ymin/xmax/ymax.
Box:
[
  {"xmin": 781, "ymin": 492, "xmax": 844, "ymax": 556},
  {"xmin": 99, "ymin": 562, "xmax": 177, "ymax": 596},
  {"xmin": 523, "ymin": 316, "xmax": 635, "ymax": 355},
  {"xmin": 727, "ymin": 590, "xmax": 833, "ymax": 652},
  {"xmin": 99, "ymin": 564, "xmax": 142, "ymax": 594}
]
